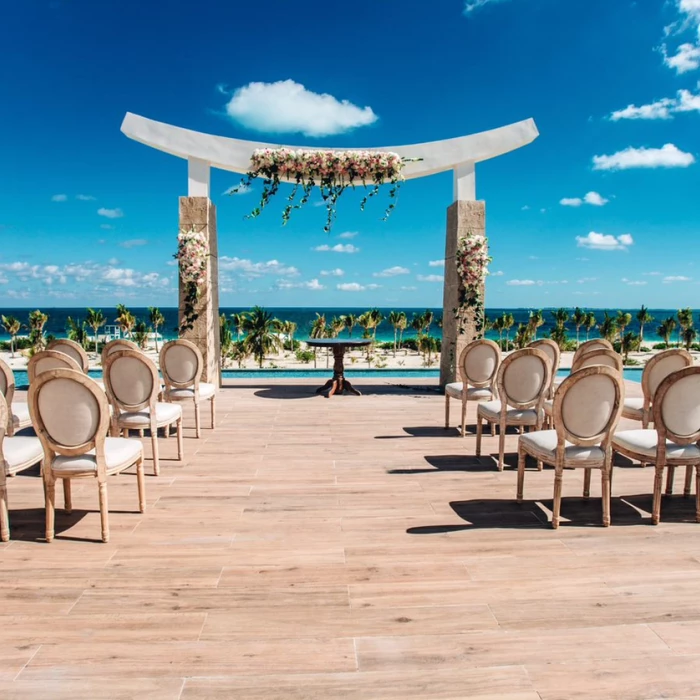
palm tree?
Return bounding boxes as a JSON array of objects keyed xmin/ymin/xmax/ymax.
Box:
[
  {"xmin": 388, "ymin": 311, "xmax": 403, "ymax": 357},
  {"xmin": 310, "ymin": 313, "xmax": 327, "ymax": 368},
  {"xmin": 502, "ymin": 312, "xmax": 515, "ymax": 350},
  {"xmin": 148, "ymin": 307, "xmax": 165, "ymax": 351},
  {"xmin": 682, "ymin": 325, "xmax": 697, "ymax": 351},
  {"xmin": 551, "ymin": 308, "xmax": 569, "ymax": 331},
  {"xmin": 367, "ymin": 308, "xmax": 384, "ymax": 343},
  {"xmin": 133, "ymin": 320, "xmax": 149, "ymax": 349},
  {"xmin": 220, "ymin": 313, "xmax": 233, "ymax": 366},
  {"xmin": 357, "ymin": 312, "xmax": 372, "ymax": 339},
  {"xmin": 343, "ymin": 314, "xmax": 357, "ymax": 338},
  {"xmin": 115, "ymin": 304, "xmax": 135, "ymax": 338},
  {"xmin": 230, "ymin": 341, "xmax": 249, "ymax": 368},
  {"xmin": 620, "ymin": 331, "xmax": 639, "ymax": 365},
  {"xmin": 85, "ymin": 308, "xmax": 106, "ymax": 355},
  {"xmin": 396, "ymin": 312, "xmax": 408, "ymax": 354},
  {"xmin": 514, "ymin": 323, "xmax": 532, "ymax": 349},
  {"xmin": 572, "ymin": 307, "xmax": 586, "ymax": 347},
  {"xmin": 418, "ymin": 335, "xmax": 439, "ymax": 365},
  {"xmin": 598, "ymin": 312, "xmax": 617, "ymax": 343},
  {"xmin": 528, "ymin": 310, "xmax": 545, "ymax": 341},
  {"xmin": 279, "ymin": 320, "xmax": 297, "ymax": 351},
  {"xmin": 422, "ymin": 309, "xmax": 434, "ymax": 335},
  {"xmin": 1, "ymin": 315, "xmax": 21, "ymax": 357},
  {"xmin": 550, "ymin": 324, "xmax": 568, "ymax": 350},
  {"xmin": 28, "ymin": 309, "xmax": 49, "ymax": 351},
  {"xmin": 616, "ymin": 311, "xmax": 632, "ymax": 338},
  {"xmin": 410, "ymin": 313, "xmax": 424, "ymax": 340},
  {"xmin": 636, "ymin": 305, "xmax": 654, "ymax": 347},
  {"xmin": 242, "ymin": 306, "xmax": 282, "ymax": 368},
  {"xmin": 492, "ymin": 315, "xmax": 505, "ymax": 350},
  {"xmin": 231, "ymin": 312, "xmax": 247, "ymax": 341},
  {"xmin": 329, "ymin": 316, "xmax": 345, "ymax": 338},
  {"xmin": 657, "ymin": 316, "xmax": 677, "ymax": 349},
  {"xmin": 678, "ymin": 308, "xmax": 693, "ymax": 347},
  {"xmin": 66, "ymin": 317, "xmax": 89, "ymax": 347},
  {"xmin": 584, "ymin": 311, "xmax": 597, "ymax": 341}
]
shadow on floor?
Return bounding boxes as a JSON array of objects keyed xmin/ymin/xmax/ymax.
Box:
[
  {"xmin": 623, "ymin": 493, "xmax": 699, "ymax": 523},
  {"xmin": 388, "ymin": 455, "xmax": 496, "ymax": 474},
  {"xmin": 253, "ymin": 384, "xmax": 438, "ymax": 400},
  {"xmin": 6, "ymin": 507, "xmax": 93, "ymax": 543}
]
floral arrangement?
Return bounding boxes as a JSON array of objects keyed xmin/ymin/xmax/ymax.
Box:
[
  {"xmin": 174, "ymin": 227, "xmax": 209, "ymax": 333},
  {"xmin": 229, "ymin": 148, "xmax": 419, "ymax": 233},
  {"xmin": 455, "ymin": 232, "xmax": 491, "ymax": 337}
]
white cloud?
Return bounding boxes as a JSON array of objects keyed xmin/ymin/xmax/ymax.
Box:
[
  {"xmin": 577, "ymin": 277, "xmax": 598, "ymax": 284},
  {"xmin": 664, "ymin": 42, "xmax": 700, "ymax": 73},
  {"xmin": 97, "ymin": 207, "xmax": 124, "ymax": 219},
  {"xmin": 337, "ymin": 282, "xmax": 381, "ymax": 292},
  {"xmin": 119, "ymin": 239, "xmax": 148, "ymax": 249},
  {"xmin": 337, "ymin": 231, "xmax": 358, "ymax": 239},
  {"xmin": 76, "ymin": 194, "xmax": 96, "ymax": 201},
  {"xmin": 584, "ymin": 191, "xmax": 609, "ymax": 206},
  {"xmin": 400, "ymin": 286, "xmax": 417, "ymax": 291},
  {"xmin": 223, "ymin": 80, "xmax": 377, "ymax": 137},
  {"xmin": 521, "ymin": 205, "xmax": 530, "ymax": 211},
  {"xmin": 51, "ymin": 194, "xmax": 67, "ymax": 202},
  {"xmin": 417, "ymin": 274, "xmax": 444, "ymax": 283},
  {"xmin": 373, "ymin": 266, "xmax": 410, "ymax": 278},
  {"xmin": 276, "ymin": 278, "xmax": 325, "ymax": 291},
  {"xmin": 576, "ymin": 232, "xmax": 634, "ymax": 250},
  {"xmin": 592, "ymin": 144, "xmax": 695, "ymax": 170},
  {"xmin": 622, "ymin": 278, "xmax": 648, "ymax": 286},
  {"xmin": 506, "ymin": 279, "xmax": 536, "ymax": 286},
  {"xmin": 428, "ymin": 260, "xmax": 445, "ymax": 267},
  {"xmin": 320, "ymin": 268, "xmax": 344, "ymax": 277},
  {"xmin": 464, "ymin": 0, "xmax": 510, "ymax": 14},
  {"xmin": 560, "ymin": 197, "xmax": 583, "ymax": 207},
  {"xmin": 644, "ymin": 271, "xmax": 663, "ymax": 276},
  {"xmin": 491, "ymin": 270, "xmax": 504, "ymax": 276},
  {"xmin": 314, "ymin": 243, "xmax": 359, "ymax": 253},
  {"xmin": 219, "ymin": 257, "xmax": 299, "ymax": 279},
  {"xmin": 610, "ymin": 88, "xmax": 700, "ymax": 120},
  {"xmin": 664, "ymin": 275, "xmax": 692, "ymax": 282}
]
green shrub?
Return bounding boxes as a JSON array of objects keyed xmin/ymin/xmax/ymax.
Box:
[{"xmin": 295, "ymin": 349, "xmax": 315, "ymax": 364}]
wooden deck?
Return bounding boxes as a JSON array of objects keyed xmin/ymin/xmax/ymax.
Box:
[{"xmin": 2, "ymin": 377, "xmax": 700, "ymax": 699}]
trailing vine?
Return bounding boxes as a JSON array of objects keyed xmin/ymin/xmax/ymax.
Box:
[
  {"xmin": 229, "ymin": 148, "xmax": 420, "ymax": 233},
  {"xmin": 174, "ymin": 227, "xmax": 209, "ymax": 333},
  {"xmin": 454, "ymin": 232, "xmax": 491, "ymax": 337}
]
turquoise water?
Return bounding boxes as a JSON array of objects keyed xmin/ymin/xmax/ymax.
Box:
[{"xmin": 10, "ymin": 367, "xmax": 643, "ymax": 387}]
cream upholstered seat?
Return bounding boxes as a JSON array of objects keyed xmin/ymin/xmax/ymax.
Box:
[
  {"xmin": 621, "ymin": 349, "xmax": 693, "ymax": 428},
  {"xmin": 27, "ymin": 350, "xmax": 82, "ymax": 384},
  {"xmin": 476, "ymin": 347, "xmax": 552, "ymax": 471},
  {"xmin": 0, "ymin": 394, "xmax": 44, "ymax": 541},
  {"xmin": 517, "ymin": 366, "xmax": 624, "ymax": 528},
  {"xmin": 0, "ymin": 359, "xmax": 32, "ymax": 436},
  {"xmin": 613, "ymin": 366, "xmax": 700, "ymax": 524},
  {"xmin": 160, "ymin": 340, "xmax": 216, "ymax": 438},
  {"xmin": 103, "ymin": 349, "xmax": 183, "ymax": 476},
  {"xmin": 28, "ymin": 368, "xmax": 145, "ymax": 543},
  {"xmin": 444, "ymin": 339, "xmax": 500, "ymax": 437},
  {"xmin": 48, "ymin": 338, "xmax": 90, "ymax": 373}
]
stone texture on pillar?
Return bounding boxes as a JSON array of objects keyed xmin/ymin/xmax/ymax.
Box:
[
  {"xmin": 178, "ymin": 197, "xmax": 221, "ymax": 386},
  {"xmin": 440, "ymin": 200, "xmax": 486, "ymax": 388}
]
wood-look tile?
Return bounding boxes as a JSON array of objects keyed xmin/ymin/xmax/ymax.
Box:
[{"xmin": 0, "ymin": 678, "xmax": 185, "ymax": 700}]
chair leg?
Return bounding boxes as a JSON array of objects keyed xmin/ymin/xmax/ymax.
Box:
[
  {"xmin": 163, "ymin": 423, "xmax": 169, "ymax": 439},
  {"xmin": 498, "ymin": 425, "xmax": 506, "ymax": 471},
  {"xmin": 651, "ymin": 465, "xmax": 664, "ymax": 525},
  {"xmin": 516, "ymin": 445, "xmax": 526, "ymax": 502},
  {"xmin": 684, "ymin": 465, "xmax": 693, "ymax": 497},
  {"xmin": 583, "ymin": 469, "xmax": 591, "ymax": 500},
  {"xmin": 45, "ymin": 476, "xmax": 56, "ymax": 543},
  {"xmin": 665, "ymin": 465, "xmax": 676, "ymax": 496},
  {"xmin": 461, "ymin": 400, "xmax": 467, "ymax": 438},
  {"xmin": 63, "ymin": 479, "xmax": 72, "ymax": 514},
  {"xmin": 475, "ymin": 415, "xmax": 483, "ymax": 457},
  {"xmin": 98, "ymin": 480, "xmax": 109, "ymax": 543},
  {"xmin": 602, "ymin": 467, "xmax": 611, "ymax": 527},
  {"xmin": 491, "ymin": 423, "xmax": 496, "ymax": 437},
  {"xmin": 176, "ymin": 418, "xmax": 184, "ymax": 461},
  {"xmin": 552, "ymin": 465, "xmax": 564, "ymax": 529},
  {"xmin": 151, "ymin": 432, "xmax": 160, "ymax": 476},
  {"xmin": 194, "ymin": 401, "xmax": 201, "ymax": 439},
  {"xmin": 136, "ymin": 456, "xmax": 146, "ymax": 513},
  {"xmin": 139, "ymin": 429, "xmax": 145, "ymax": 438},
  {"xmin": 444, "ymin": 395, "xmax": 450, "ymax": 430},
  {"xmin": 0, "ymin": 482, "xmax": 9, "ymax": 542},
  {"xmin": 210, "ymin": 395, "xmax": 216, "ymax": 429},
  {"xmin": 696, "ymin": 465, "xmax": 700, "ymax": 523}
]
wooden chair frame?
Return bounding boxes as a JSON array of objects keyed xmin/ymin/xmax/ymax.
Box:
[
  {"xmin": 101, "ymin": 339, "xmax": 140, "ymax": 369},
  {"xmin": 444, "ymin": 339, "xmax": 501, "ymax": 437},
  {"xmin": 103, "ymin": 349, "xmax": 183, "ymax": 476},
  {"xmin": 28, "ymin": 368, "xmax": 145, "ymax": 543},
  {"xmin": 517, "ymin": 365, "xmax": 624, "ymax": 528},
  {"xmin": 48, "ymin": 338, "xmax": 90, "ymax": 373},
  {"xmin": 529, "ymin": 339, "xmax": 561, "ymax": 399},
  {"xmin": 570, "ymin": 347, "xmax": 623, "ymax": 373},
  {"xmin": 0, "ymin": 358, "xmax": 28, "ymax": 437},
  {"xmin": 613, "ymin": 366, "xmax": 700, "ymax": 525},
  {"xmin": 572, "ymin": 338, "xmax": 614, "ymax": 365},
  {"xmin": 160, "ymin": 339, "xmax": 216, "ymax": 438},
  {"xmin": 476, "ymin": 347, "xmax": 552, "ymax": 471},
  {"xmin": 27, "ymin": 350, "xmax": 82, "ymax": 384}
]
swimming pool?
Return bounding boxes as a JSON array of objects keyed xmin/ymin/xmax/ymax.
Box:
[{"xmin": 9, "ymin": 367, "xmax": 644, "ymax": 387}]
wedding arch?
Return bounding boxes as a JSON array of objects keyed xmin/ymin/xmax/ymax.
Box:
[{"xmin": 120, "ymin": 112, "xmax": 539, "ymax": 386}]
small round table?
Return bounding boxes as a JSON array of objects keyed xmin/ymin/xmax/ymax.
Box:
[{"xmin": 305, "ymin": 338, "xmax": 371, "ymax": 397}]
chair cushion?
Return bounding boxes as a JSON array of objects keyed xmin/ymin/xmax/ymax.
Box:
[
  {"xmin": 166, "ymin": 382, "xmax": 216, "ymax": 401},
  {"xmin": 613, "ymin": 429, "xmax": 700, "ymax": 462},
  {"xmin": 477, "ymin": 400, "xmax": 538, "ymax": 425},
  {"xmin": 621, "ymin": 397, "xmax": 645, "ymax": 421},
  {"xmin": 445, "ymin": 383, "xmax": 492, "ymax": 401},
  {"xmin": 52, "ymin": 437, "xmax": 143, "ymax": 474},
  {"xmin": 11, "ymin": 402, "xmax": 32, "ymax": 428},
  {"xmin": 520, "ymin": 430, "xmax": 605, "ymax": 465},
  {"xmin": 117, "ymin": 402, "xmax": 182, "ymax": 428},
  {"xmin": 3, "ymin": 437, "xmax": 44, "ymax": 474}
]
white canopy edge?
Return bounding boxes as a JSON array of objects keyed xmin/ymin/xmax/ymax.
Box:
[{"xmin": 120, "ymin": 112, "xmax": 539, "ymax": 181}]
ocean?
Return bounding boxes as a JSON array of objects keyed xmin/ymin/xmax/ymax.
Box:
[{"xmin": 0, "ymin": 307, "xmax": 693, "ymax": 346}]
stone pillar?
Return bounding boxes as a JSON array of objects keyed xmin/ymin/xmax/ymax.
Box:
[
  {"xmin": 439, "ymin": 200, "xmax": 486, "ymax": 388},
  {"xmin": 178, "ymin": 197, "xmax": 221, "ymax": 386}
]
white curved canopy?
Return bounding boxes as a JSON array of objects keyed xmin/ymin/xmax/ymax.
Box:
[{"xmin": 120, "ymin": 112, "xmax": 539, "ymax": 199}]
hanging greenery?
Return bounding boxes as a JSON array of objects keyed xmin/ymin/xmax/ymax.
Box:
[
  {"xmin": 454, "ymin": 232, "xmax": 491, "ymax": 337},
  {"xmin": 174, "ymin": 227, "xmax": 209, "ymax": 333},
  {"xmin": 229, "ymin": 148, "xmax": 420, "ymax": 233}
]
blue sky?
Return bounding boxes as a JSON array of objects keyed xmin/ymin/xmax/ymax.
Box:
[{"xmin": 1, "ymin": 0, "xmax": 699, "ymax": 309}]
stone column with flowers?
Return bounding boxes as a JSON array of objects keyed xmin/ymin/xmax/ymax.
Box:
[
  {"xmin": 439, "ymin": 201, "xmax": 490, "ymax": 387},
  {"xmin": 177, "ymin": 197, "xmax": 221, "ymax": 386}
]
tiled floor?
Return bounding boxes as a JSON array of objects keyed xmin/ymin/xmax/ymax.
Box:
[{"xmin": 2, "ymin": 378, "xmax": 700, "ymax": 699}]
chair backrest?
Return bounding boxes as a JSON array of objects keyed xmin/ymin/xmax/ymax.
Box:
[
  {"xmin": 554, "ymin": 365, "xmax": 624, "ymax": 448},
  {"xmin": 160, "ymin": 339, "xmax": 203, "ymax": 391},
  {"xmin": 653, "ymin": 366, "xmax": 700, "ymax": 446},
  {"xmin": 28, "ymin": 368, "xmax": 110, "ymax": 469},
  {"xmin": 573, "ymin": 339, "xmax": 614, "ymax": 364},
  {"xmin": 103, "ymin": 349, "xmax": 159, "ymax": 414},
  {"xmin": 27, "ymin": 350, "xmax": 82, "ymax": 384},
  {"xmin": 0, "ymin": 358, "xmax": 15, "ymax": 408},
  {"xmin": 496, "ymin": 347, "xmax": 552, "ymax": 411},
  {"xmin": 642, "ymin": 349, "xmax": 693, "ymax": 407},
  {"xmin": 458, "ymin": 339, "xmax": 500, "ymax": 389},
  {"xmin": 529, "ymin": 339, "xmax": 560, "ymax": 395},
  {"xmin": 0, "ymin": 392, "xmax": 7, "ymax": 448},
  {"xmin": 571, "ymin": 348, "xmax": 623, "ymax": 373},
  {"xmin": 101, "ymin": 339, "xmax": 140, "ymax": 367},
  {"xmin": 48, "ymin": 339, "xmax": 89, "ymax": 373}
]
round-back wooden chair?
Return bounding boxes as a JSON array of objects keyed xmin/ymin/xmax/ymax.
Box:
[
  {"xmin": 27, "ymin": 350, "xmax": 82, "ymax": 384},
  {"xmin": 444, "ymin": 339, "xmax": 501, "ymax": 437},
  {"xmin": 0, "ymin": 358, "xmax": 31, "ymax": 436},
  {"xmin": 529, "ymin": 339, "xmax": 561, "ymax": 398},
  {"xmin": 571, "ymin": 348, "xmax": 623, "ymax": 373},
  {"xmin": 48, "ymin": 338, "xmax": 90, "ymax": 373},
  {"xmin": 572, "ymin": 339, "xmax": 614, "ymax": 365}
]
